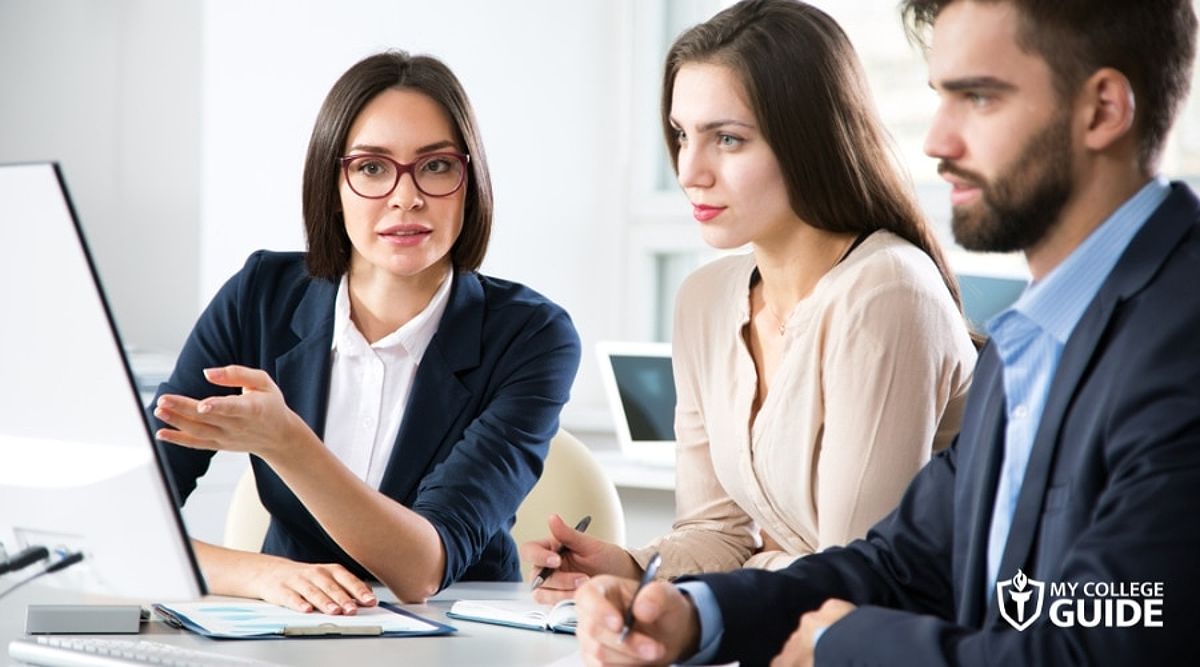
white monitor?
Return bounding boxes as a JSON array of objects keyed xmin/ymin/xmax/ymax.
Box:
[
  {"xmin": 0, "ymin": 162, "xmax": 204, "ymax": 600},
  {"xmin": 595, "ymin": 342, "xmax": 676, "ymax": 466}
]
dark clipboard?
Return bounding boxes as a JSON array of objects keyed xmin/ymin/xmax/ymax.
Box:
[{"xmin": 152, "ymin": 601, "xmax": 456, "ymax": 639}]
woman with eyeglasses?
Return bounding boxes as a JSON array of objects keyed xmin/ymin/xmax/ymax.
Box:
[{"xmin": 150, "ymin": 51, "xmax": 580, "ymax": 610}]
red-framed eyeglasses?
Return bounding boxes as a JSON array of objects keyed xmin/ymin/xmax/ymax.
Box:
[{"xmin": 338, "ymin": 152, "xmax": 470, "ymax": 199}]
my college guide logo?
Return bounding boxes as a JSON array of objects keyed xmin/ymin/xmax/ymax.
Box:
[
  {"xmin": 997, "ymin": 569, "xmax": 1045, "ymax": 631},
  {"xmin": 996, "ymin": 569, "xmax": 1165, "ymax": 631}
]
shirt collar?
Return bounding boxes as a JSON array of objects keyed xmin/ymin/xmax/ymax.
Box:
[
  {"xmin": 989, "ymin": 177, "xmax": 1169, "ymax": 345},
  {"xmin": 331, "ymin": 267, "xmax": 455, "ymax": 362}
]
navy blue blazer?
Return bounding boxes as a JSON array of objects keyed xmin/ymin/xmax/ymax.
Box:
[
  {"xmin": 152, "ymin": 251, "xmax": 581, "ymax": 590},
  {"xmin": 691, "ymin": 183, "xmax": 1200, "ymax": 665}
]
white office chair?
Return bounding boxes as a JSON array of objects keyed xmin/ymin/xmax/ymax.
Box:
[
  {"xmin": 511, "ymin": 429, "xmax": 626, "ymax": 580},
  {"xmin": 222, "ymin": 429, "xmax": 627, "ymax": 576},
  {"xmin": 222, "ymin": 464, "xmax": 271, "ymax": 552}
]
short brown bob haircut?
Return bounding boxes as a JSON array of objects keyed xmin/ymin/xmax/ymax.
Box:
[{"xmin": 302, "ymin": 50, "xmax": 493, "ymax": 279}]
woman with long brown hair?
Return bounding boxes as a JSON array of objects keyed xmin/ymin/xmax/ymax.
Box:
[{"xmin": 525, "ymin": 0, "xmax": 974, "ymax": 593}]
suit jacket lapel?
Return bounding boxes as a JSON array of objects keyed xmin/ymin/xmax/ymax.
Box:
[
  {"xmin": 991, "ymin": 183, "xmax": 1199, "ymax": 616},
  {"xmin": 956, "ymin": 348, "xmax": 1007, "ymax": 627},
  {"xmin": 275, "ymin": 277, "xmax": 337, "ymax": 437},
  {"xmin": 378, "ymin": 271, "xmax": 483, "ymax": 499}
]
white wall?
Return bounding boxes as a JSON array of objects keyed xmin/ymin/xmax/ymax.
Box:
[
  {"xmin": 0, "ymin": 0, "xmax": 202, "ymax": 354},
  {"xmin": 200, "ymin": 0, "xmax": 630, "ymax": 424}
]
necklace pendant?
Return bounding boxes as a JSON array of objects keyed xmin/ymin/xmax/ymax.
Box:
[{"xmin": 777, "ymin": 323, "xmax": 786, "ymax": 336}]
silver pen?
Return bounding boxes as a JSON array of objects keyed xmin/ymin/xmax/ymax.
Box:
[{"xmin": 619, "ymin": 552, "xmax": 662, "ymax": 643}]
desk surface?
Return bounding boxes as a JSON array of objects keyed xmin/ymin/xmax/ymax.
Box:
[{"xmin": 2, "ymin": 581, "xmax": 579, "ymax": 667}]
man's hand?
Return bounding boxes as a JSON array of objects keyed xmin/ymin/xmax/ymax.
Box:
[
  {"xmin": 770, "ymin": 598, "xmax": 857, "ymax": 667},
  {"xmin": 574, "ymin": 575, "xmax": 701, "ymax": 666}
]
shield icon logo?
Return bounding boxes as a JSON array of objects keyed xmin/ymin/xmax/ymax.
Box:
[{"xmin": 996, "ymin": 569, "xmax": 1045, "ymax": 631}]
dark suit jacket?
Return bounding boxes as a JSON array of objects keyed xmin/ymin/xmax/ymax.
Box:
[
  {"xmin": 693, "ymin": 182, "xmax": 1200, "ymax": 666},
  {"xmin": 152, "ymin": 251, "xmax": 580, "ymax": 590}
]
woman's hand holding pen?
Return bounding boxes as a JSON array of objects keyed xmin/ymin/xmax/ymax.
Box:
[
  {"xmin": 154, "ymin": 365, "xmax": 316, "ymax": 464},
  {"xmin": 521, "ymin": 514, "xmax": 642, "ymax": 604},
  {"xmin": 574, "ymin": 573, "xmax": 700, "ymax": 667}
]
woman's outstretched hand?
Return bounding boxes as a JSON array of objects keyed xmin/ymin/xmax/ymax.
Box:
[{"xmin": 154, "ymin": 365, "xmax": 313, "ymax": 462}]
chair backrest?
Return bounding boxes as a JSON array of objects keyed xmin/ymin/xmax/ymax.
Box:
[
  {"xmin": 222, "ymin": 429, "xmax": 627, "ymax": 578},
  {"xmin": 222, "ymin": 463, "xmax": 271, "ymax": 552},
  {"xmin": 511, "ymin": 429, "xmax": 626, "ymax": 579}
]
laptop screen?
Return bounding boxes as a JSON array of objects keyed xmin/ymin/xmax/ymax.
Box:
[{"xmin": 596, "ymin": 342, "xmax": 676, "ymax": 465}]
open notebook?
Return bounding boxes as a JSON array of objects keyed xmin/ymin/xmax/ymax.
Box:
[{"xmin": 446, "ymin": 599, "xmax": 577, "ymax": 634}]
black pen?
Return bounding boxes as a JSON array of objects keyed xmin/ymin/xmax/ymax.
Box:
[
  {"xmin": 618, "ymin": 551, "xmax": 661, "ymax": 643},
  {"xmin": 530, "ymin": 515, "xmax": 592, "ymax": 590}
]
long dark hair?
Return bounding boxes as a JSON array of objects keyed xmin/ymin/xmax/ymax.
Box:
[
  {"xmin": 302, "ymin": 50, "xmax": 493, "ymax": 280},
  {"xmin": 663, "ymin": 0, "xmax": 962, "ymax": 308}
]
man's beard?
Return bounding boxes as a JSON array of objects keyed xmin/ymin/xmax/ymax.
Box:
[{"xmin": 943, "ymin": 115, "xmax": 1074, "ymax": 253}]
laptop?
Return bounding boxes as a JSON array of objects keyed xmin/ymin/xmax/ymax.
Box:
[{"xmin": 595, "ymin": 342, "xmax": 676, "ymax": 466}]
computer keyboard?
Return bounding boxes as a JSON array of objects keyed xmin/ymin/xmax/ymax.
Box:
[{"xmin": 8, "ymin": 636, "xmax": 283, "ymax": 667}]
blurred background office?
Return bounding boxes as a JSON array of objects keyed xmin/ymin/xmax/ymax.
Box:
[{"xmin": 3, "ymin": 0, "xmax": 1198, "ymax": 547}]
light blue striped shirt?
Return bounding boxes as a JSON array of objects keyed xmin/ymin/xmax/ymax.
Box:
[{"xmin": 984, "ymin": 177, "xmax": 1169, "ymax": 594}]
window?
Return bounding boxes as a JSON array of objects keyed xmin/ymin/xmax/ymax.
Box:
[{"xmin": 622, "ymin": 0, "xmax": 733, "ymax": 342}]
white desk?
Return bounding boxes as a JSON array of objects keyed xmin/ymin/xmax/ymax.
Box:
[{"xmin": 2, "ymin": 581, "xmax": 578, "ymax": 667}]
